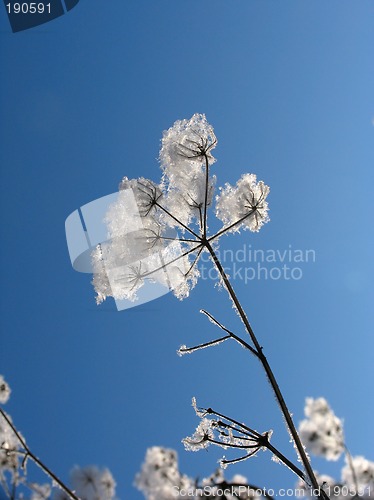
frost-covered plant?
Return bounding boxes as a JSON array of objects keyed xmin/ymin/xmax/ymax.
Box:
[
  {"xmin": 0, "ymin": 375, "xmax": 116, "ymax": 500},
  {"xmin": 296, "ymin": 398, "xmax": 374, "ymax": 500},
  {"xmin": 135, "ymin": 446, "xmax": 271, "ymax": 499},
  {"xmin": 0, "ymin": 376, "xmax": 11, "ymax": 405},
  {"xmin": 1, "ymin": 116, "xmax": 372, "ymax": 500},
  {"xmin": 182, "ymin": 398, "xmax": 304, "ymax": 480},
  {"xmin": 135, "ymin": 447, "xmax": 194, "ymax": 499},
  {"xmin": 92, "ymin": 113, "xmax": 269, "ymax": 304},
  {"xmin": 299, "ymin": 398, "xmax": 344, "ymax": 461},
  {"xmin": 136, "ymin": 421, "xmax": 374, "ymax": 500},
  {"xmin": 91, "ymin": 114, "xmax": 326, "ymax": 496},
  {"xmin": 135, "ymin": 395, "xmax": 374, "ymax": 499}
]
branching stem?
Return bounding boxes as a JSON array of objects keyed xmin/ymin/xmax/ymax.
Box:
[
  {"xmin": 200, "ymin": 309, "xmax": 258, "ymax": 358},
  {"xmin": 203, "ymin": 155, "xmax": 209, "ymax": 238},
  {"xmin": 155, "ymin": 201, "xmax": 201, "ymax": 240},
  {"xmin": 344, "ymin": 444, "xmax": 359, "ymax": 496},
  {"xmin": 0, "ymin": 408, "xmax": 80, "ymax": 500},
  {"xmin": 202, "ymin": 241, "xmax": 323, "ymax": 495}
]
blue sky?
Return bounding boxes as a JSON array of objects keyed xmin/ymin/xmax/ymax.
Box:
[{"xmin": 0, "ymin": 1, "xmax": 373, "ymax": 498}]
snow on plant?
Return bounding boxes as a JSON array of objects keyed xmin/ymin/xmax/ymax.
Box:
[
  {"xmin": 182, "ymin": 398, "xmax": 274, "ymax": 468},
  {"xmin": 135, "ymin": 428, "xmax": 374, "ymax": 500},
  {"xmin": 91, "ymin": 114, "xmax": 326, "ymax": 496},
  {"xmin": 91, "ymin": 113, "xmax": 269, "ymax": 304},
  {"xmin": 135, "ymin": 446, "xmax": 269, "ymax": 500},
  {"xmin": 299, "ymin": 398, "xmax": 344, "ymax": 461},
  {"xmin": 135, "ymin": 396, "xmax": 374, "ymax": 499},
  {"xmin": 342, "ymin": 456, "xmax": 374, "ymax": 493},
  {"xmin": 1, "ymin": 115, "xmax": 372, "ymax": 499},
  {"xmin": 135, "ymin": 446, "xmax": 194, "ymax": 499},
  {"xmin": 0, "ymin": 376, "xmax": 11, "ymax": 405},
  {"xmin": 0, "ymin": 375, "xmax": 116, "ymax": 500},
  {"xmin": 295, "ymin": 399, "xmax": 374, "ymax": 500}
]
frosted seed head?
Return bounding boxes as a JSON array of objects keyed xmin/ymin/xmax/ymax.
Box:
[
  {"xmin": 135, "ymin": 447, "xmax": 194, "ymax": 499},
  {"xmin": 0, "ymin": 376, "xmax": 11, "ymax": 404},
  {"xmin": 182, "ymin": 418, "xmax": 214, "ymax": 452},
  {"xmin": 70, "ymin": 465, "xmax": 116, "ymax": 499},
  {"xmin": 342, "ymin": 456, "xmax": 374, "ymax": 491},
  {"xmin": 160, "ymin": 113, "xmax": 217, "ymax": 170},
  {"xmin": 299, "ymin": 398, "xmax": 344, "ymax": 461},
  {"xmin": 191, "ymin": 397, "xmax": 206, "ymax": 418},
  {"xmin": 215, "ymin": 174, "xmax": 270, "ymax": 234}
]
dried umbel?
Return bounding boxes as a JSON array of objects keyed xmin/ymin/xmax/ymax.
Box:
[
  {"xmin": 299, "ymin": 398, "xmax": 344, "ymax": 461},
  {"xmin": 92, "ymin": 113, "xmax": 270, "ymax": 305},
  {"xmin": 135, "ymin": 447, "xmax": 194, "ymax": 500},
  {"xmin": 183, "ymin": 399, "xmax": 273, "ymax": 469}
]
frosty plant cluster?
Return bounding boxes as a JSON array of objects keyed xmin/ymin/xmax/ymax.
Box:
[
  {"xmin": 92, "ymin": 113, "xmax": 270, "ymax": 305},
  {"xmin": 134, "ymin": 399, "xmax": 374, "ymax": 500},
  {"xmin": 1, "ymin": 375, "xmax": 373, "ymax": 499},
  {"xmin": 296, "ymin": 398, "xmax": 374, "ymax": 500},
  {"xmin": 299, "ymin": 398, "xmax": 345, "ymax": 461},
  {"xmin": 0, "ymin": 375, "xmax": 116, "ymax": 500},
  {"xmin": 91, "ymin": 114, "xmax": 324, "ymax": 497},
  {"xmin": 135, "ymin": 446, "xmax": 274, "ymax": 500},
  {"xmin": 1, "ymin": 115, "xmax": 372, "ymax": 500}
]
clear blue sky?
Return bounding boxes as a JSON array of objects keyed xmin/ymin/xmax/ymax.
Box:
[{"xmin": 0, "ymin": 1, "xmax": 373, "ymax": 498}]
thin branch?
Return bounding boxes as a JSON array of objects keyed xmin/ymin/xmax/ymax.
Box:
[
  {"xmin": 203, "ymin": 154, "xmax": 209, "ymax": 238},
  {"xmin": 213, "ymin": 420, "xmax": 261, "ymax": 441},
  {"xmin": 207, "ymin": 438, "xmax": 260, "ymax": 450},
  {"xmin": 141, "ymin": 243, "xmax": 203, "ymax": 280},
  {"xmin": 344, "ymin": 444, "xmax": 359, "ymax": 496},
  {"xmin": 200, "ymin": 309, "xmax": 258, "ymax": 358},
  {"xmin": 178, "ymin": 335, "xmax": 231, "ymax": 355},
  {"xmin": 203, "ymin": 241, "xmax": 321, "ymax": 494},
  {"xmin": 265, "ymin": 439, "xmax": 306, "ymax": 482},
  {"xmin": 220, "ymin": 448, "xmax": 260, "ymax": 465},
  {"xmin": 0, "ymin": 408, "xmax": 80, "ymax": 500},
  {"xmin": 198, "ymin": 205, "xmax": 203, "ymax": 234},
  {"xmin": 155, "ymin": 201, "xmax": 201, "ymax": 240},
  {"xmin": 203, "ymin": 408, "xmax": 262, "ymax": 440},
  {"xmin": 136, "ymin": 232, "xmax": 199, "ymax": 245},
  {"xmin": 208, "ymin": 208, "xmax": 257, "ymax": 242},
  {"xmin": 185, "ymin": 246, "xmax": 204, "ymax": 278}
]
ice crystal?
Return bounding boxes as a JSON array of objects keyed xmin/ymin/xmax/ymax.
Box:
[
  {"xmin": 191, "ymin": 397, "xmax": 207, "ymax": 418},
  {"xmin": 183, "ymin": 418, "xmax": 215, "ymax": 451}
]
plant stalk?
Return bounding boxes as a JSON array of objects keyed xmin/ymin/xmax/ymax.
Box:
[
  {"xmin": 0, "ymin": 408, "xmax": 80, "ymax": 500},
  {"xmin": 204, "ymin": 240, "xmax": 323, "ymax": 495}
]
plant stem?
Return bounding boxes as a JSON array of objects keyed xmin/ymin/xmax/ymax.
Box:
[
  {"xmin": 204, "ymin": 241, "xmax": 322, "ymax": 495},
  {"xmin": 203, "ymin": 156, "xmax": 209, "ymax": 238},
  {"xmin": 344, "ymin": 445, "xmax": 359, "ymax": 496},
  {"xmin": 0, "ymin": 408, "xmax": 80, "ymax": 500},
  {"xmin": 155, "ymin": 201, "xmax": 201, "ymax": 240}
]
